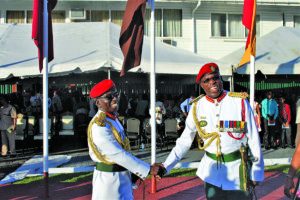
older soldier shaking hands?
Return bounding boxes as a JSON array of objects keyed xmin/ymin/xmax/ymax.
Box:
[
  {"xmin": 87, "ymin": 79, "xmax": 166, "ymax": 200},
  {"xmin": 156, "ymin": 63, "xmax": 264, "ymax": 200}
]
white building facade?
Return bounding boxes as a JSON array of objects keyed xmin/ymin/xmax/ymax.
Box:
[{"xmin": 0, "ymin": 0, "xmax": 299, "ymax": 60}]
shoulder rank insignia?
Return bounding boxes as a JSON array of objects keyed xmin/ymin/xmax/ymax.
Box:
[
  {"xmin": 95, "ymin": 112, "xmax": 106, "ymax": 127},
  {"xmin": 188, "ymin": 94, "xmax": 205, "ymax": 105},
  {"xmin": 228, "ymin": 92, "xmax": 249, "ymax": 99}
]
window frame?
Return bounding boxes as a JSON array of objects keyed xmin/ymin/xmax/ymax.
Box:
[{"xmin": 211, "ymin": 12, "xmax": 260, "ymax": 39}]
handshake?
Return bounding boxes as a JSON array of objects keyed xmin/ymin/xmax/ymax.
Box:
[{"xmin": 149, "ymin": 163, "xmax": 167, "ymax": 181}]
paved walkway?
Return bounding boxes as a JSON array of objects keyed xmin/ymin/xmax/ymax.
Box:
[
  {"xmin": 0, "ymin": 172, "xmax": 290, "ymax": 200},
  {"xmin": 0, "ymin": 138, "xmax": 296, "ymax": 199}
]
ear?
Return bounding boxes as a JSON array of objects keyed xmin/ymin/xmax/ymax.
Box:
[
  {"xmin": 199, "ymin": 82, "xmax": 204, "ymax": 90},
  {"xmin": 94, "ymin": 98, "xmax": 100, "ymax": 107}
]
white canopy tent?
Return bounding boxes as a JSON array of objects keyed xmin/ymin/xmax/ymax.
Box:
[
  {"xmin": 221, "ymin": 27, "xmax": 300, "ymax": 75},
  {"xmin": 0, "ymin": 22, "xmax": 232, "ymax": 81}
]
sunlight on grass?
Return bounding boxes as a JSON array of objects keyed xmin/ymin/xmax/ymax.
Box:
[{"xmin": 13, "ymin": 165, "xmax": 296, "ymax": 184}]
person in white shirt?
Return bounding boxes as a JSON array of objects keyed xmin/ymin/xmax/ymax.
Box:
[
  {"xmin": 158, "ymin": 63, "xmax": 264, "ymax": 200},
  {"xmin": 88, "ymin": 79, "xmax": 165, "ymax": 200}
]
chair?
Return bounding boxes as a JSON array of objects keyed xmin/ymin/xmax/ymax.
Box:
[
  {"xmin": 15, "ymin": 115, "xmax": 28, "ymax": 154},
  {"xmin": 27, "ymin": 116, "xmax": 36, "ymax": 136},
  {"xmin": 126, "ymin": 118, "xmax": 141, "ymax": 149},
  {"xmin": 74, "ymin": 113, "xmax": 89, "ymax": 137},
  {"xmin": 24, "ymin": 115, "xmax": 36, "ymax": 150},
  {"xmin": 142, "ymin": 118, "xmax": 163, "ymax": 151},
  {"xmin": 33, "ymin": 117, "xmax": 53, "ymax": 150},
  {"xmin": 164, "ymin": 118, "xmax": 179, "ymax": 150},
  {"xmin": 58, "ymin": 115, "xmax": 74, "ymax": 136}
]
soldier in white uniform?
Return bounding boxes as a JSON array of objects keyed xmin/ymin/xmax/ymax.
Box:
[
  {"xmin": 88, "ymin": 79, "xmax": 164, "ymax": 200},
  {"xmin": 160, "ymin": 63, "xmax": 264, "ymax": 199}
]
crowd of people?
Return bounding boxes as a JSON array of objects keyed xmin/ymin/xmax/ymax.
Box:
[
  {"xmin": 253, "ymin": 90, "xmax": 300, "ymax": 149},
  {"xmin": 0, "ymin": 81, "xmax": 300, "ymax": 157}
]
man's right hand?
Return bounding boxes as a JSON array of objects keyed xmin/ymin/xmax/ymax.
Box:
[{"xmin": 150, "ymin": 163, "xmax": 167, "ymax": 181}]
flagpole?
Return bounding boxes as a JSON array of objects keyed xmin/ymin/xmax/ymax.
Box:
[
  {"xmin": 149, "ymin": 0, "xmax": 157, "ymax": 194},
  {"xmin": 250, "ymin": 55, "xmax": 255, "ymax": 109},
  {"xmin": 43, "ymin": 0, "xmax": 49, "ymax": 198}
]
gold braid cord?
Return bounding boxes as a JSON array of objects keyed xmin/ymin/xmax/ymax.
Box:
[
  {"xmin": 228, "ymin": 92, "xmax": 249, "ymax": 99},
  {"xmin": 188, "ymin": 94, "xmax": 205, "ymax": 105},
  {"xmin": 87, "ymin": 112, "xmax": 131, "ymax": 165},
  {"xmin": 193, "ymin": 101, "xmax": 222, "ymax": 168}
]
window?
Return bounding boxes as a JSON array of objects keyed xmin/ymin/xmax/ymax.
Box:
[
  {"xmin": 6, "ymin": 11, "xmax": 25, "ymax": 23},
  {"xmin": 228, "ymin": 14, "xmax": 243, "ymax": 37},
  {"xmin": 91, "ymin": 11, "xmax": 109, "ymax": 22},
  {"xmin": 211, "ymin": 14, "xmax": 226, "ymax": 37},
  {"xmin": 163, "ymin": 9, "xmax": 182, "ymax": 37},
  {"xmin": 27, "ymin": 11, "xmax": 33, "ymax": 23},
  {"xmin": 144, "ymin": 9, "xmax": 182, "ymax": 38},
  {"xmin": 52, "ymin": 11, "xmax": 66, "ymax": 23},
  {"xmin": 294, "ymin": 16, "xmax": 300, "ymax": 28},
  {"xmin": 27, "ymin": 10, "xmax": 65, "ymax": 23},
  {"xmin": 111, "ymin": 11, "xmax": 124, "ymax": 26},
  {"xmin": 145, "ymin": 9, "xmax": 162, "ymax": 37},
  {"xmin": 211, "ymin": 13, "xmax": 260, "ymax": 38}
]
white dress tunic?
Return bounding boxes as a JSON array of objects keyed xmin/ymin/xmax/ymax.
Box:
[
  {"xmin": 163, "ymin": 91, "xmax": 264, "ymax": 190},
  {"xmin": 89, "ymin": 110, "xmax": 150, "ymax": 200}
]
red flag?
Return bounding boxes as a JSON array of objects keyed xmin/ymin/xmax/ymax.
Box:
[
  {"xmin": 119, "ymin": 0, "xmax": 147, "ymax": 76},
  {"xmin": 238, "ymin": 0, "xmax": 256, "ymax": 68},
  {"xmin": 32, "ymin": 0, "xmax": 57, "ymax": 72}
]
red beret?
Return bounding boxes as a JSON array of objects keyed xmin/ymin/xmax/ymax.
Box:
[
  {"xmin": 90, "ymin": 79, "xmax": 115, "ymax": 98},
  {"xmin": 196, "ymin": 63, "xmax": 219, "ymax": 83}
]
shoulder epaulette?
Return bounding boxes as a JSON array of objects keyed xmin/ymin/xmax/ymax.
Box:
[
  {"xmin": 95, "ymin": 112, "xmax": 106, "ymax": 127},
  {"xmin": 188, "ymin": 94, "xmax": 205, "ymax": 105},
  {"xmin": 228, "ymin": 92, "xmax": 249, "ymax": 99}
]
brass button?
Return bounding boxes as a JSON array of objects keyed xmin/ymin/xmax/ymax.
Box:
[
  {"xmin": 216, "ymin": 103, "xmax": 219, "ymax": 106},
  {"xmin": 216, "ymin": 125, "xmax": 219, "ymax": 128},
  {"xmin": 136, "ymin": 172, "xmax": 139, "ymax": 175},
  {"xmin": 142, "ymin": 177, "xmax": 145, "ymax": 179},
  {"xmin": 216, "ymin": 114, "xmax": 219, "ymax": 117}
]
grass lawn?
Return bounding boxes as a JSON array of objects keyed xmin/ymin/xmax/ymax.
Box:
[{"xmin": 13, "ymin": 164, "xmax": 293, "ymax": 184}]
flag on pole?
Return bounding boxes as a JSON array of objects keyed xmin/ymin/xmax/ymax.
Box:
[
  {"xmin": 238, "ymin": 0, "xmax": 256, "ymax": 68},
  {"xmin": 32, "ymin": 0, "xmax": 57, "ymax": 72},
  {"xmin": 119, "ymin": 0, "xmax": 147, "ymax": 76}
]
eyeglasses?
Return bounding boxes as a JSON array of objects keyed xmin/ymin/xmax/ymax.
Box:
[
  {"xmin": 201, "ymin": 75, "xmax": 220, "ymax": 84},
  {"xmin": 100, "ymin": 92, "xmax": 119, "ymax": 101}
]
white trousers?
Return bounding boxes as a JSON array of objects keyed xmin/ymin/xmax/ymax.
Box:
[{"xmin": 92, "ymin": 168, "xmax": 133, "ymax": 200}]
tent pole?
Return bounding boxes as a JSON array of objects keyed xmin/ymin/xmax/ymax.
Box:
[{"xmin": 108, "ymin": 68, "xmax": 111, "ymax": 79}]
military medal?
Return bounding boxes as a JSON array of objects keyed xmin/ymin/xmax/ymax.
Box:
[
  {"xmin": 233, "ymin": 121, "xmax": 237, "ymax": 132},
  {"xmin": 240, "ymin": 121, "xmax": 245, "ymax": 132},
  {"xmin": 219, "ymin": 120, "xmax": 224, "ymax": 132},
  {"xmin": 229, "ymin": 121, "xmax": 233, "ymax": 132},
  {"xmin": 224, "ymin": 120, "xmax": 229, "ymax": 132},
  {"xmin": 236, "ymin": 121, "xmax": 240, "ymax": 132}
]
